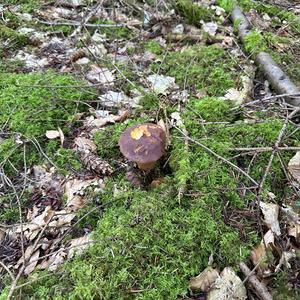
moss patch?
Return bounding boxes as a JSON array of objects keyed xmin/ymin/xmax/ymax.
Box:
[
  {"xmin": 154, "ymin": 45, "xmax": 237, "ymax": 96},
  {"xmin": 0, "ymin": 72, "xmax": 94, "ymax": 175}
]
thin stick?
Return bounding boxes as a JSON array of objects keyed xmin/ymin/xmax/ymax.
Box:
[
  {"xmin": 230, "ymin": 146, "xmax": 300, "ymax": 152},
  {"xmin": 239, "ymin": 262, "xmax": 272, "ymax": 300},
  {"xmin": 38, "ymin": 20, "xmax": 126, "ymax": 28},
  {"xmin": 0, "ymin": 260, "xmax": 15, "ymax": 281},
  {"xmin": 173, "ymin": 125, "xmax": 259, "ymax": 186},
  {"xmin": 70, "ymin": 1, "xmax": 104, "ymax": 38}
]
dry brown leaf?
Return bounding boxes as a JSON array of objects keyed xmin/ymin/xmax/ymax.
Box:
[
  {"xmin": 48, "ymin": 210, "xmax": 75, "ymax": 228},
  {"xmin": 24, "ymin": 249, "xmax": 40, "ymax": 275},
  {"xmin": 46, "ymin": 130, "xmax": 60, "ymax": 139},
  {"xmin": 250, "ymin": 230, "xmax": 274, "ymax": 275},
  {"xmin": 16, "ymin": 206, "xmax": 55, "ymax": 240},
  {"xmin": 189, "ymin": 267, "xmax": 219, "ymax": 291},
  {"xmin": 288, "ymin": 224, "xmax": 300, "ymax": 242},
  {"xmin": 74, "ymin": 137, "xmax": 97, "ymax": 153},
  {"xmin": 41, "ymin": 251, "xmax": 67, "ymax": 271},
  {"xmin": 259, "ymin": 201, "xmax": 281, "ymax": 235},
  {"xmin": 67, "ymin": 234, "xmax": 94, "ymax": 259},
  {"xmin": 207, "ymin": 267, "xmax": 246, "ymax": 300},
  {"xmin": 65, "ymin": 179, "xmax": 98, "ymax": 211},
  {"xmin": 288, "ymin": 151, "xmax": 300, "ymax": 183}
]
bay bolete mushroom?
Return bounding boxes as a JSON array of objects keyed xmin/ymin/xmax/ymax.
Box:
[{"xmin": 119, "ymin": 123, "xmax": 166, "ymax": 171}]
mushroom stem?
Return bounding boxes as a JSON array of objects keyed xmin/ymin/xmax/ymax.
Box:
[{"xmin": 137, "ymin": 161, "xmax": 156, "ymax": 171}]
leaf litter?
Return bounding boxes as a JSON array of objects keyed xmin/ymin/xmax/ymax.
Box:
[{"xmin": 1, "ymin": 0, "xmax": 300, "ymax": 298}]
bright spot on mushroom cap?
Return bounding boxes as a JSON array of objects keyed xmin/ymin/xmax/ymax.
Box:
[{"xmin": 119, "ymin": 123, "xmax": 166, "ymax": 165}]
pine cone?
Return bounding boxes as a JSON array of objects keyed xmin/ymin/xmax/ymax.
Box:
[{"xmin": 79, "ymin": 152, "xmax": 113, "ymax": 176}]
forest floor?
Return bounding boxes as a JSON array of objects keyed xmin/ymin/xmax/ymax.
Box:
[{"xmin": 1, "ymin": 0, "xmax": 300, "ymax": 299}]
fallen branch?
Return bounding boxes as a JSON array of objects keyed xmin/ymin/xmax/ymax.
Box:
[
  {"xmin": 231, "ymin": 7, "xmax": 300, "ymax": 107},
  {"xmin": 239, "ymin": 262, "xmax": 272, "ymax": 300},
  {"xmin": 256, "ymin": 53, "xmax": 300, "ymax": 106}
]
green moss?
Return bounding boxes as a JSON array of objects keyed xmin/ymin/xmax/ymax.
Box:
[
  {"xmin": 94, "ymin": 20, "xmax": 132, "ymax": 39},
  {"xmin": 144, "ymin": 40, "xmax": 164, "ymax": 55},
  {"xmin": 1, "ymin": 0, "xmax": 41, "ymax": 13},
  {"xmin": 0, "ymin": 24, "xmax": 28, "ymax": 52},
  {"xmin": 244, "ymin": 30, "xmax": 268, "ymax": 57},
  {"xmin": 216, "ymin": 0, "xmax": 236, "ymax": 12},
  {"xmin": 0, "ymin": 72, "xmax": 94, "ymax": 175},
  {"xmin": 156, "ymin": 45, "xmax": 237, "ymax": 96},
  {"xmin": 11, "ymin": 96, "xmax": 300, "ymax": 299},
  {"xmin": 139, "ymin": 93, "xmax": 160, "ymax": 110},
  {"xmin": 176, "ymin": 0, "xmax": 213, "ymax": 24}
]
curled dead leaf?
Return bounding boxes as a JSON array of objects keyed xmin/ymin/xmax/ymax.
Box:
[
  {"xmin": 288, "ymin": 151, "xmax": 300, "ymax": 183},
  {"xmin": 190, "ymin": 267, "xmax": 219, "ymax": 291},
  {"xmin": 259, "ymin": 201, "xmax": 281, "ymax": 235},
  {"xmin": 67, "ymin": 234, "xmax": 94, "ymax": 259},
  {"xmin": 207, "ymin": 267, "xmax": 246, "ymax": 300}
]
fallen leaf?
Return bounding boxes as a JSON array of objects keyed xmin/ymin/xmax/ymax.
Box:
[
  {"xmin": 288, "ymin": 224, "xmax": 300, "ymax": 243},
  {"xmin": 259, "ymin": 201, "xmax": 281, "ymax": 235},
  {"xmin": 86, "ymin": 65, "xmax": 114, "ymax": 84},
  {"xmin": 58, "ymin": 127, "xmax": 64, "ymax": 146},
  {"xmin": 67, "ymin": 234, "xmax": 94, "ymax": 259},
  {"xmin": 202, "ymin": 22, "xmax": 218, "ymax": 36},
  {"xmin": 189, "ymin": 266, "xmax": 219, "ymax": 291},
  {"xmin": 274, "ymin": 251, "xmax": 296, "ymax": 273},
  {"xmin": 146, "ymin": 75, "xmax": 177, "ymax": 95},
  {"xmin": 288, "ymin": 151, "xmax": 300, "ymax": 184},
  {"xmin": 74, "ymin": 137, "xmax": 97, "ymax": 153},
  {"xmin": 65, "ymin": 179, "xmax": 98, "ymax": 211},
  {"xmin": 98, "ymin": 91, "xmax": 139, "ymax": 108},
  {"xmin": 24, "ymin": 249, "xmax": 40, "ymax": 275},
  {"xmin": 16, "ymin": 206, "xmax": 55, "ymax": 240},
  {"xmin": 46, "ymin": 130, "xmax": 60, "ymax": 139},
  {"xmin": 131, "ymin": 125, "xmax": 151, "ymax": 140},
  {"xmin": 48, "ymin": 210, "xmax": 75, "ymax": 228},
  {"xmin": 207, "ymin": 267, "xmax": 246, "ymax": 300},
  {"xmin": 250, "ymin": 230, "xmax": 274, "ymax": 276}
]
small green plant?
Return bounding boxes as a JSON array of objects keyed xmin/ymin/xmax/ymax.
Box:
[
  {"xmin": 144, "ymin": 40, "xmax": 164, "ymax": 55},
  {"xmin": 176, "ymin": 0, "xmax": 213, "ymax": 24},
  {"xmin": 139, "ymin": 93, "xmax": 160, "ymax": 110}
]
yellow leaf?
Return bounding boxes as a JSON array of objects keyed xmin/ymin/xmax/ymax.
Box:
[{"xmin": 130, "ymin": 125, "xmax": 151, "ymax": 140}]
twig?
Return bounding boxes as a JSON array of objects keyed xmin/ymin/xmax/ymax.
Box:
[
  {"xmin": 239, "ymin": 262, "xmax": 272, "ymax": 300},
  {"xmin": 0, "ymin": 260, "xmax": 15, "ymax": 281},
  {"xmin": 70, "ymin": 1, "xmax": 104, "ymax": 38},
  {"xmin": 173, "ymin": 125, "xmax": 259, "ymax": 186},
  {"xmin": 38, "ymin": 20, "xmax": 126, "ymax": 28},
  {"xmin": 230, "ymin": 146, "xmax": 300, "ymax": 152},
  {"xmin": 257, "ymin": 107, "xmax": 300, "ymax": 195}
]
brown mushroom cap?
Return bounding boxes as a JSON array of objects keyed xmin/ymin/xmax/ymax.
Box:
[{"xmin": 119, "ymin": 123, "xmax": 166, "ymax": 170}]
